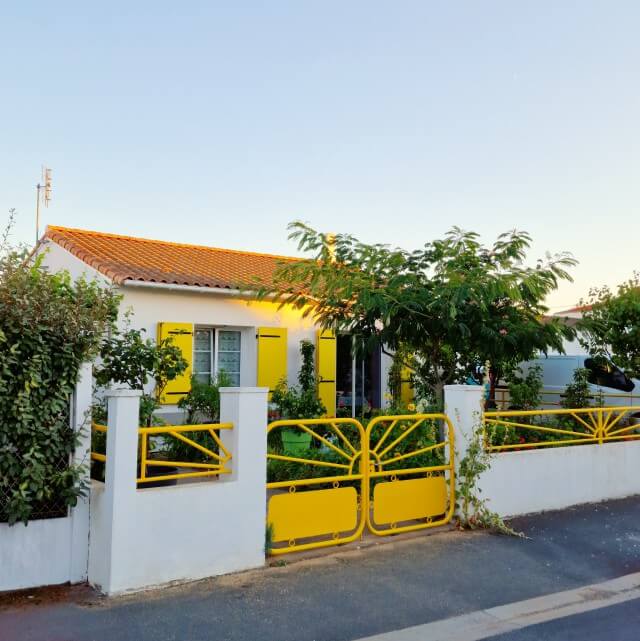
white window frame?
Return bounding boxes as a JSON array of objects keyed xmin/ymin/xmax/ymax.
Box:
[{"xmin": 194, "ymin": 326, "xmax": 242, "ymax": 385}]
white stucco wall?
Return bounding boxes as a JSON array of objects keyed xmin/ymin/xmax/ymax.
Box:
[
  {"xmin": 480, "ymin": 440, "xmax": 640, "ymax": 517},
  {"xmin": 1, "ymin": 518, "xmax": 74, "ymax": 592},
  {"xmin": 39, "ymin": 239, "xmax": 108, "ymax": 284},
  {"xmin": 120, "ymin": 285, "xmax": 318, "ymax": 393},
  {"xmin": 89, "ymin": 388, "xmax": 268, "ymax": 595}
]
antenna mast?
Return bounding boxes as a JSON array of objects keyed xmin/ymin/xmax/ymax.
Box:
[{"xmin": 35, "ymin": 166, "xmax": 52, "ymax": 245}]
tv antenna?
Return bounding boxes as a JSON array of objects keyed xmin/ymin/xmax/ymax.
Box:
[{"xmin": 35, "ymin": 166, "xmax": 52, "ymax": 244}]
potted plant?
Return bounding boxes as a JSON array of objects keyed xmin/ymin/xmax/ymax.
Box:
[{"xmin": 271, "ymin": 340, "xmax": 326, "ymax": 454}]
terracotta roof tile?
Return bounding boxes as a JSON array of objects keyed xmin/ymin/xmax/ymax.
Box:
[{"xmin": 44, "ymin": 226, "xmax": 298, "ymax": 289}]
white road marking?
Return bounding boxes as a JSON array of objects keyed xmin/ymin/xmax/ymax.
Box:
[{"xmin": 353, "ymin": 571, "xmax": 640, "ymax": 641}]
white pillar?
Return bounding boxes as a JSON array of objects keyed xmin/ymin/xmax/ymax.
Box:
[
  {"xmin": 68, "ymin": 362, "xmax": 93, "ymax": 583},
  {"xmin": 219, "ymin": 387, "xmax": 269, "ymax": 484},
  {"xmin": 444, "ymin": 384, "xmax": 484, "ymax": 465},
  {"xmin": 89, "ymin": 388, "xmax": 141, "ymax": 594},
  {"xmin": 219, "ymin": 387, "xmax": 269, "ymax": 568}
]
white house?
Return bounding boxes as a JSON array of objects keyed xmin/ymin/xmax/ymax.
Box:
[{"xmin": 39, "ymin": 226, "xmax": 398, "ymax": 419}]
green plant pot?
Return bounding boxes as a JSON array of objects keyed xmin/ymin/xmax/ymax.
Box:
[{"xmin": 282, "ymin": 428, "xmax": 312, "ymax": 455}]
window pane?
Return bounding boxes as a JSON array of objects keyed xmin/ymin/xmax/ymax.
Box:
[
  {"xmin": 194, "ymin": 330, "xmax": 211, "ymax": 351},
  {"xmin": 217, "ymin": 330, "xmax": 241, "ymax": 386},
  {"xmin": 194, "ymin": 352, "xmax": 212, "ymax": 372},
  {"xmin": 218, "ymin": 330, "xmax": 241, "ymax": 352}
]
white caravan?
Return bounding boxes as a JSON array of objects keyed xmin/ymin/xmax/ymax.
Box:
[{"xmin": 518, "ymin": 355, "xmax": 640, "ymax": 408}]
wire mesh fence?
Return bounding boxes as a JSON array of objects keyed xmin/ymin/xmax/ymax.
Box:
[{"xmin": 0, "ymin": 397, "xmax": 73, "ymax": 523}]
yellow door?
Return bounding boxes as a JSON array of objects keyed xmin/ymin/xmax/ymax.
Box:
[
  {"xmin": 157, "ymin": 322, "xmax": 193, "ymax": 404},
  {"xmin": 316, "ymin": 329, "xmax": 337, "ymax": 416},
  {"xmin": 257, "ymin": 327, "xmax": 287, "ymax": 394}
]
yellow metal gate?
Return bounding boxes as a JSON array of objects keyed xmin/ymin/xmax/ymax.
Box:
[{"xmin": 266, "ymin": 414, "xmax": 455, "ymax": 555}]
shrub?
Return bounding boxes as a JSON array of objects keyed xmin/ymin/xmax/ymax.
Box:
[
  {"xmin": 507, "ymin": 365, "xmax": 543, "ymax": 411},
  {"xmin": 177, "ymin": 372, "xmax": 232, "ymax": 424},
  {"xmin": 561, "ymin": 368, "xmax": 593, "ymax": 409},
  {"xmin": 0, "ymin": 211, "xmax": 119, "ymax": 524}
]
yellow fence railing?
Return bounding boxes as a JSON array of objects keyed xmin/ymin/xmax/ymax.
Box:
[
  {"xmin": 91, "ymin": 422, "xmax": 233, "ymax": 484},
  {"xmin": 484, "ymin": 406, "xmax": 640, "ymax": 452}
]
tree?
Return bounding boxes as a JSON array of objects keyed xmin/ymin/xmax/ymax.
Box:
[
  {"xmin": 257, "ymin": 222, "xmax": 576, "ymax": 403},
  {"xmin": 578, "ymin": 272, "xmax": 640, "ymax": 379}
]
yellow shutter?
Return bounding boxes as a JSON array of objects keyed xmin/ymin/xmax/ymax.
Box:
[
  {"xmin": 157, "ymin": 322, "xmax": 193, "ymax": 405},
  {"xmin": 400, "ymin": 365, "xmax": 415, "ymax": 405},
  {"xmin": 316, "ymin": 329, "xmax": 337, "ymax": 417},
  {"xmin": 257, "ymin": 327, "xmax": 287, "ymax": 394}
]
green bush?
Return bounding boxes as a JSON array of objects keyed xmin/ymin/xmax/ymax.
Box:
[
  {"xmin": 562, "ymin": 368, "xmax": 593, "ymax": 409},
  {"xmin": 0, "ymin": 211, "xmax": 119, "ymax": 524},
  {"xmin": 507, "ymin": 365, "xmax": 543, "ymax": 411},
  {"xmin": 177, "ymin": 372, "xmax": 231, "ymax": 424}
]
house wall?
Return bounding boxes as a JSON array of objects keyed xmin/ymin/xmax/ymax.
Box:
[
  {"xmin": 39, "ymin": 240, "xmax": 394, "ymax": 412},
  {"xmin": 120, "ymin": 286, "xmax": 319, "ymax": 410}
]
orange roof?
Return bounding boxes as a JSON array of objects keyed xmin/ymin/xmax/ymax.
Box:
[{"xmin": 44, "ymin": 226, "xmax": 298, "ymax": 289}]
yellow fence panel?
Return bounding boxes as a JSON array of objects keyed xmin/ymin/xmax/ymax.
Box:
[
  {"xmin": 366, "ymin": 413, "xmax": 455, "ymax": 537},
  {"xmin": 269, "ymin": 487, "xmax": 359, "ymax": 543},
  {"xmin": 267, "ymin": 418, "xmax": 366, "ymax": 555},
  {"xmin": 373, "ymin": 476, "xmax": 447, "ymax": 526},
  {"xmin": 266, "ymin": 413, "xmax": 455, "ymax": 554},
  {"xmin": 483, "ymin": 406, "xmax": 640, "ymax": 452},
  {"xmin": 91, "ymin": 422, "xmax": 234, "ymax": 484}
]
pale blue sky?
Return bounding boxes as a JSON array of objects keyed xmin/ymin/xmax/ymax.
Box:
[{"xmin": 1, "ymin": 1, "xmax": 638, "ymax": 309}]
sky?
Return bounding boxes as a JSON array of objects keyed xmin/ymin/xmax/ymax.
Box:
[{"xmin": 1, "ymin": 1, "xmax": 638, "ymax": 310}]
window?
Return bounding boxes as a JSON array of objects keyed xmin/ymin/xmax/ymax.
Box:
[{"xmin": 193, "ymin": 328, "xmax": 242, "ymax": 386}]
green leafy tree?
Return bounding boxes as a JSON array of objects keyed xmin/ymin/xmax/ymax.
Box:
[
  {"xmin": 0, "ymin": 210, "xmax": 119, "ymax": 524},
  {"xmin": 257, "ymin": 222, "xmax": 576, "ymax": 403},
  {"xmin": 578, "ymin": 272, "xmax": 640, "ymax": 379}
]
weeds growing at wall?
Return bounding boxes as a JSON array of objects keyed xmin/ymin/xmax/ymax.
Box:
[{"xmin": 456, "ymin": 418, "xmax": 525, "ymax": 538}]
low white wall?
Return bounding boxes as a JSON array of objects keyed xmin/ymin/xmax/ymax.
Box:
[
  {"xmin": 0, "ymin": 364, "xmax": 92, "ymax": 592},
  {"xmin": 1, "ymin": 517, "xmax": 73, "ymax": 592},
  {"xmin": 89, "ymin": 387, "xmax": 268, "ymax": 595},
  {"xmin": 481, "ymin": 440, "xmax": 640, "ymax": 517}
]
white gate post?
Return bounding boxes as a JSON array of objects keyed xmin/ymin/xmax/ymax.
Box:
[
  {"xmin": 219, "ymin": 387, "xmax": 269, "ymax": 562},
  {"xmin": 219, "ymin": 387, "xmax": 269, "ymax": 481},
  {"xmin": 88, "ymin": 388, "xmax": 141, "ymax": 594},
  {"xmin": 68, "ymin": 361, "xmax": 93, "ymax": 583},
  {"xmin": 444, "ymin": 384, "xmax": 485, "ymax": 466}
]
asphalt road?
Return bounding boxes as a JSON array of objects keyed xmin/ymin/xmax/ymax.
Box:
[
  {"xmin": 2, "ymin": 496, "xmax": 640, "ymax": 641},
  {"xmin": 489, "ymin": 598, "xmax": 640, "ymax": 641}
]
